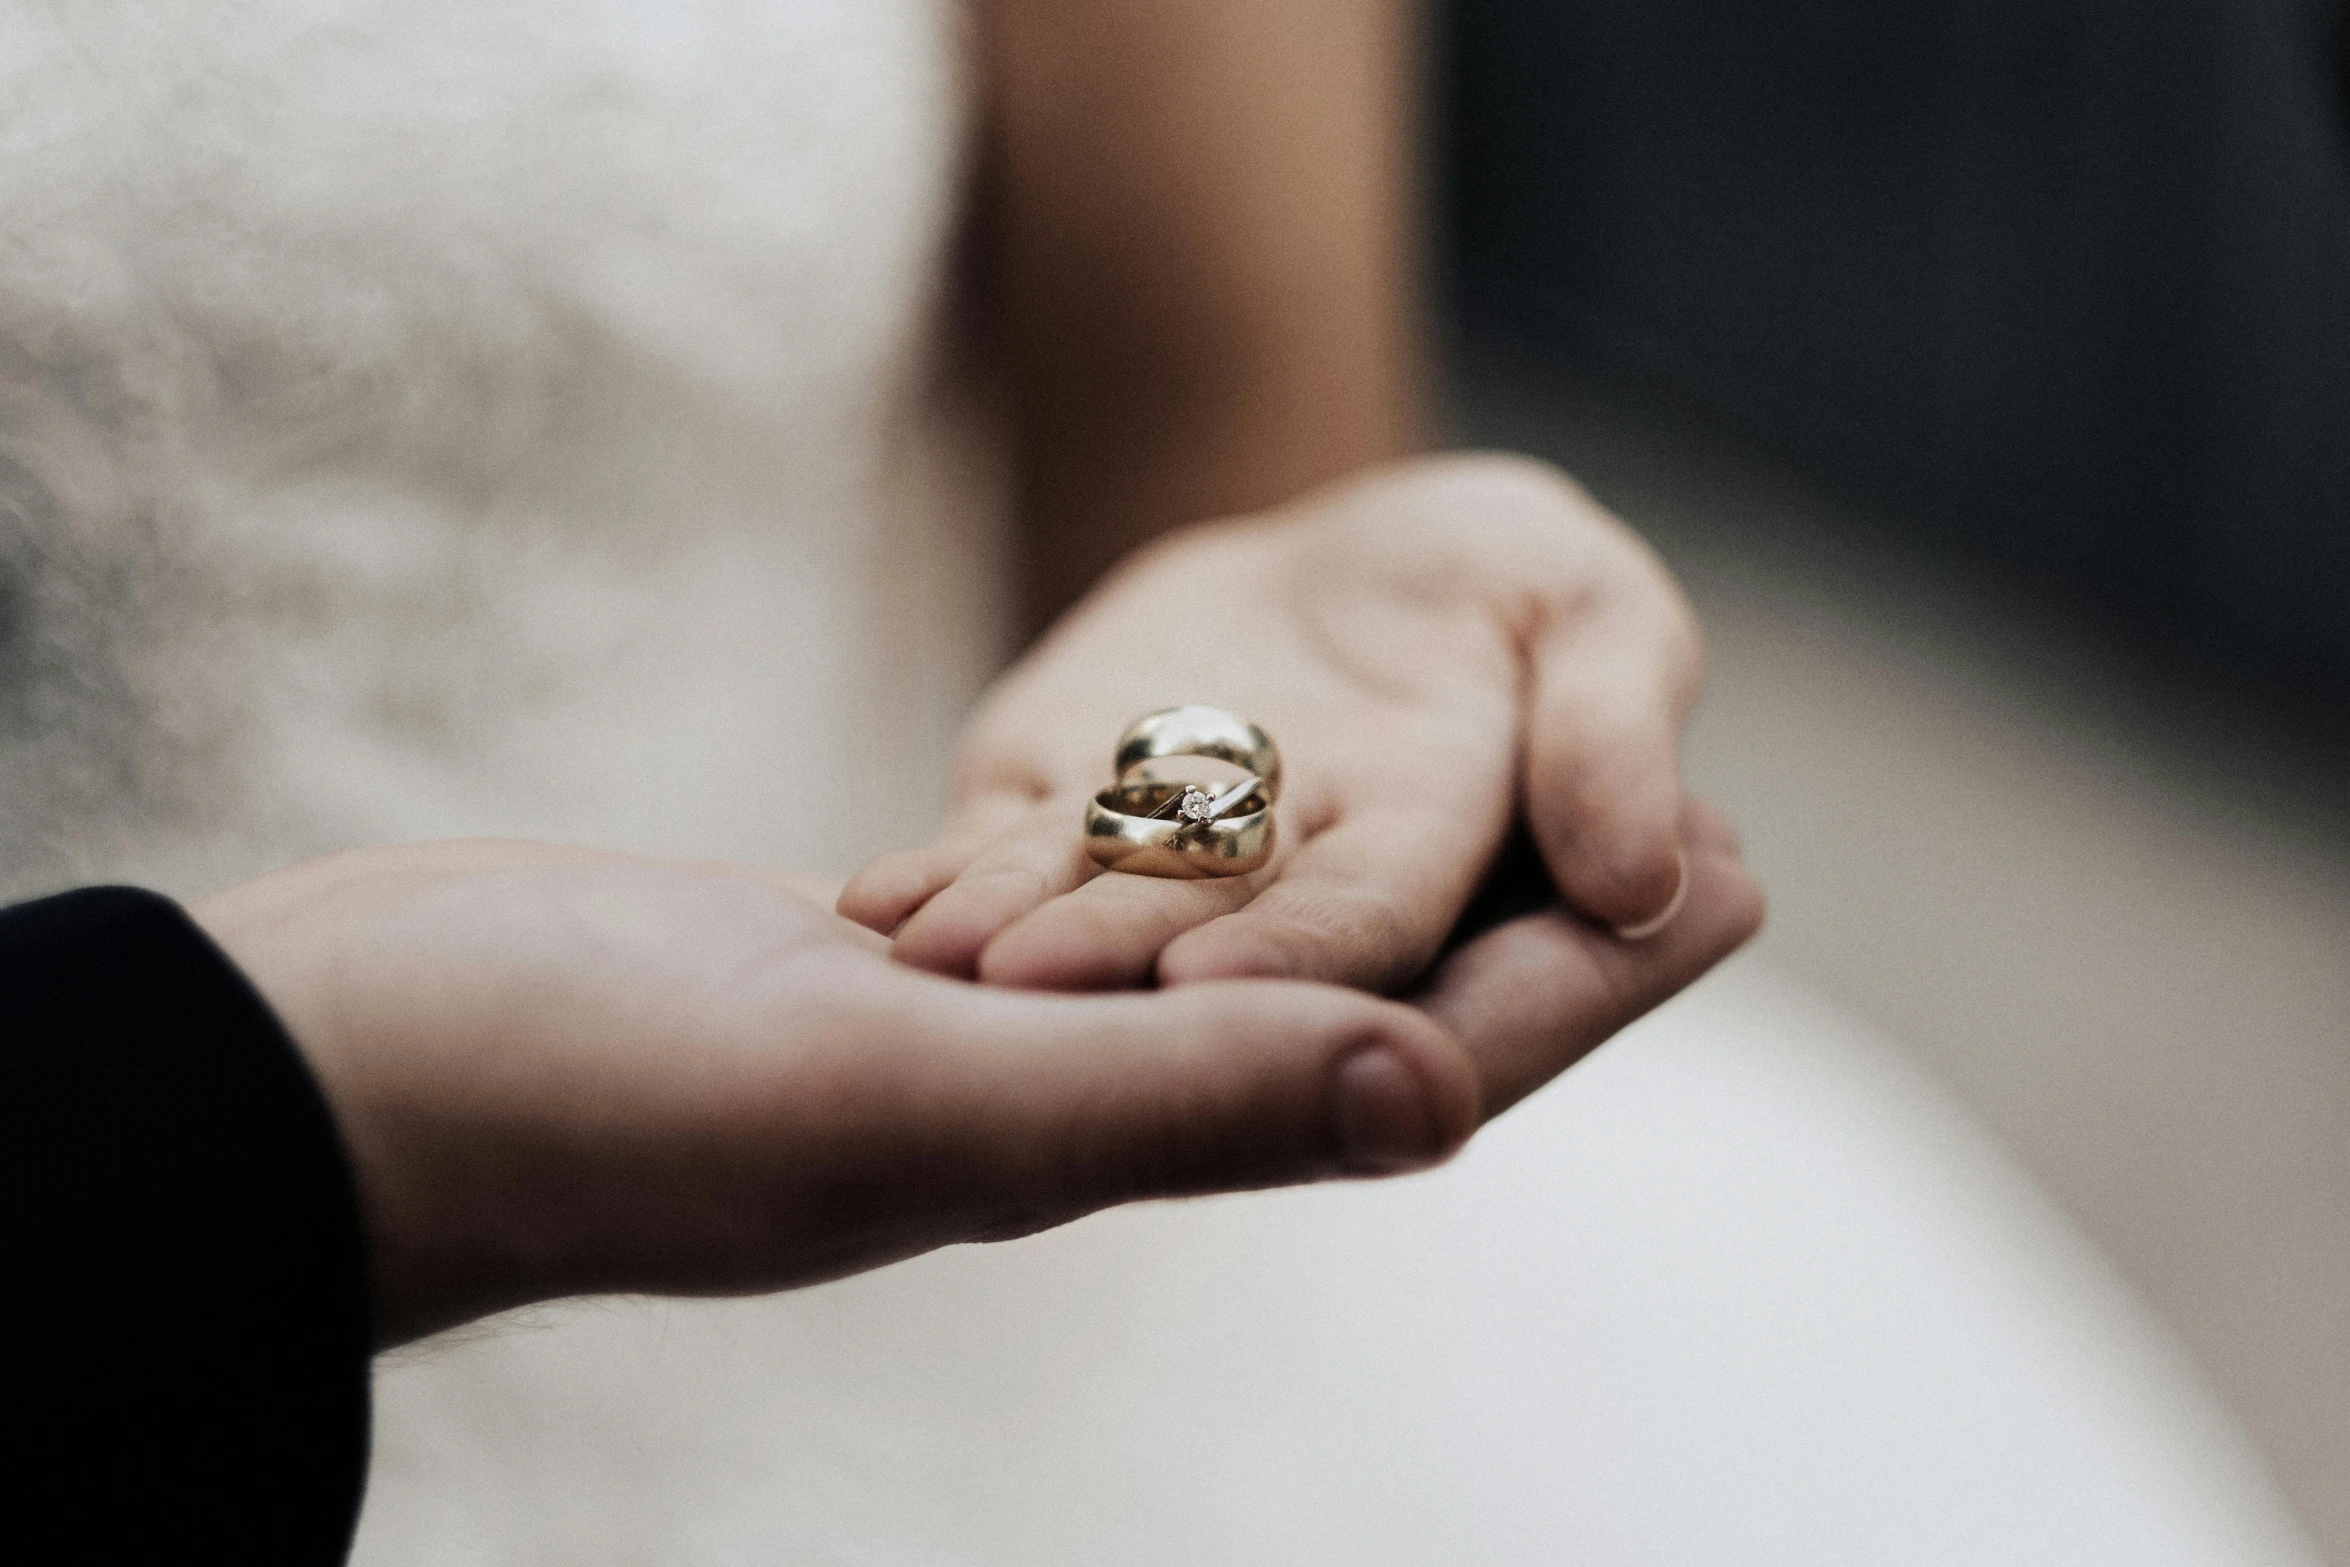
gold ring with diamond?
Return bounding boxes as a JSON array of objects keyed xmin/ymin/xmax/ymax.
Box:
[{"xmin": 1085, "ymin": 706, "xmax": 1281, "ymax": 879}]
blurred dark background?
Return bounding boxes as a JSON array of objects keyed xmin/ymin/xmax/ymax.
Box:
[
  {"xmin": 1437, "ymin": 3, "xmax": 2350, "ymax": 1557},
  {"xmin": 1443, "ymin": 0, "xmax": 2350, "ymax": 724}
]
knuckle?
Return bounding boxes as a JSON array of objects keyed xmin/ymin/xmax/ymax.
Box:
[
  {"xmin": 1058, "ymin": 895, "xmax": 1152, "ymax": 957},
  {"xmin": 956, "ymin": 855, "xmax": 1068, "ymax": 911},
  {"xmin": 1265, "ymin": 886, "xmax": 1423, "ymax": 985}
]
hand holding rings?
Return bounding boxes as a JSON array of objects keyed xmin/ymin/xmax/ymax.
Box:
[{"xmin": 1084, "ymin": 706, "xmax": 1281, "ymax": 879}]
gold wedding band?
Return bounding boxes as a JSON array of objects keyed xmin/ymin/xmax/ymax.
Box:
[
  {"xmin": 1085, "ymin": 706, "xmax": 1281, "ymax": 879},
  {"xmin": 1112, "ymin": 706, "xmax": 1281, "ymax": 799}
]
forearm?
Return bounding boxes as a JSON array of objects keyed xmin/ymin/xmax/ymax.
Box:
[{"xmin": 975, "ymin": 0, "xmax": 1432, "ymax": 634}]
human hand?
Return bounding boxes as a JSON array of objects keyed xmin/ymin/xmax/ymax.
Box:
[
  {"xmin": 842, "ymin": 454, "xmax": 1725, "ymax": 993},
  {"xmin": 190, "ymin": 827, "xmax": 1754, "ymax": 1348}
]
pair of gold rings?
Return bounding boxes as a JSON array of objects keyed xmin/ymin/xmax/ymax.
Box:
[{"xmin": 1084, "ymin": 706, "xmax": 1281, "ymax": 879}]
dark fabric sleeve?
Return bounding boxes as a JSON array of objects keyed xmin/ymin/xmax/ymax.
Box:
[{"xmin": 0, "ymin": 887, "xmax": 372, "ymax": 1565}]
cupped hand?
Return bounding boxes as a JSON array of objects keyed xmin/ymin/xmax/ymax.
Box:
[
  {"xmin": 841, "ymin": 453, "xmax": 1712, "ymax": 993},
  {"xmin": 192, "ymin": 826, "xmax": 1756, "ymax": 1347}
]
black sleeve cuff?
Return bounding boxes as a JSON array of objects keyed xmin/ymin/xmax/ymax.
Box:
[{"xmin": 0, "ymin": 886, "xmax": 372, "ymax": 1564}]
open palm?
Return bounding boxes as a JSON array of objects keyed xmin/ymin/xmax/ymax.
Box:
[{"xmin": 842, "ymin": 455, "xmax": 1730, "ymax": 995}]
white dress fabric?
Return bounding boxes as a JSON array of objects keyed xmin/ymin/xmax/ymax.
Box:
[
  {"xmin": 0, "ymin": 4, "xmax": 2316, "ymax": 1562},
  {"xmin": 0, "ymin": 0, "xmax": 1002, "ymax": 901}
]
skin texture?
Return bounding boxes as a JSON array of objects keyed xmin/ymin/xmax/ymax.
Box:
[
  {"xmin": 976, "ymin": 0, "xmax": 1427, "ymax": 634},
  {"xmin": 841, "ymin": 454, "xmax": 1708, "ymax": 991},
  {"xmin": 191, "ymin": 829, "xmax": 1758, "ymax": 1348}
]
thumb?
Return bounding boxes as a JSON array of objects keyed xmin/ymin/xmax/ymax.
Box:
[{"xmin": 927, "ymin": 978, "xmax": 1482, "ymax": 1225}]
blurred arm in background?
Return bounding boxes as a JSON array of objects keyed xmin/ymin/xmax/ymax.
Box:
[{"xmin": 975, "ymin": 0, "xmax": 1428, "ymax": 635}]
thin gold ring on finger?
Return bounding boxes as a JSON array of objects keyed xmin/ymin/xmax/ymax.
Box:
[{"xmin": 1084, "ymin": 706, "xmax": 1281, "ymax": 879}]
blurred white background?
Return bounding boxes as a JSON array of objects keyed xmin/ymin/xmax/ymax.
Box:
[{"xmin": 1461, "ymin": 364, "xmax": 2350, "ymax": 1557}]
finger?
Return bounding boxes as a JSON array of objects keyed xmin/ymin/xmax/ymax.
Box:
[
  {"xmin": 1153, "ymin": 794, "xmax": 1507, "ymax": 991},
  {"xmin": 1677, "ymin": 794, "xmax": 1745, "ymax": 860},
  {"xmin": 1413, "ymin": 799, "xmax": 1763, "ymax": 1119},
  {"xmin": 974, "ymin": 854, "xmax": 1269, "ymax": 990},
  {"xmin": 732, "ymin": 865, "xmax": 849, "ymax": 908},
  {"xmin": 837, "ymin": 792, "xmax": 1039, "ymax": 937},
  {"xmin": 1524, "ymin": 548, "xmax": 1706, "ymax": 937},
  {"xmin": 888, "ymin": 794, "xmax": 1102, "ymax": 978},
  {"xmin": 913, "ymin": 975, "xmax": 1481, "ymax": 1229}
]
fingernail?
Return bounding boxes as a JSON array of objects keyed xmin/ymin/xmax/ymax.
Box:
[
  {"xmin": 1333, "ymin": 1046, "xmax": 1444, "ymax": 1173},
  {"xmin": 1611, "ymin": 847, "xmax": 1689, "ymax": 943}
]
